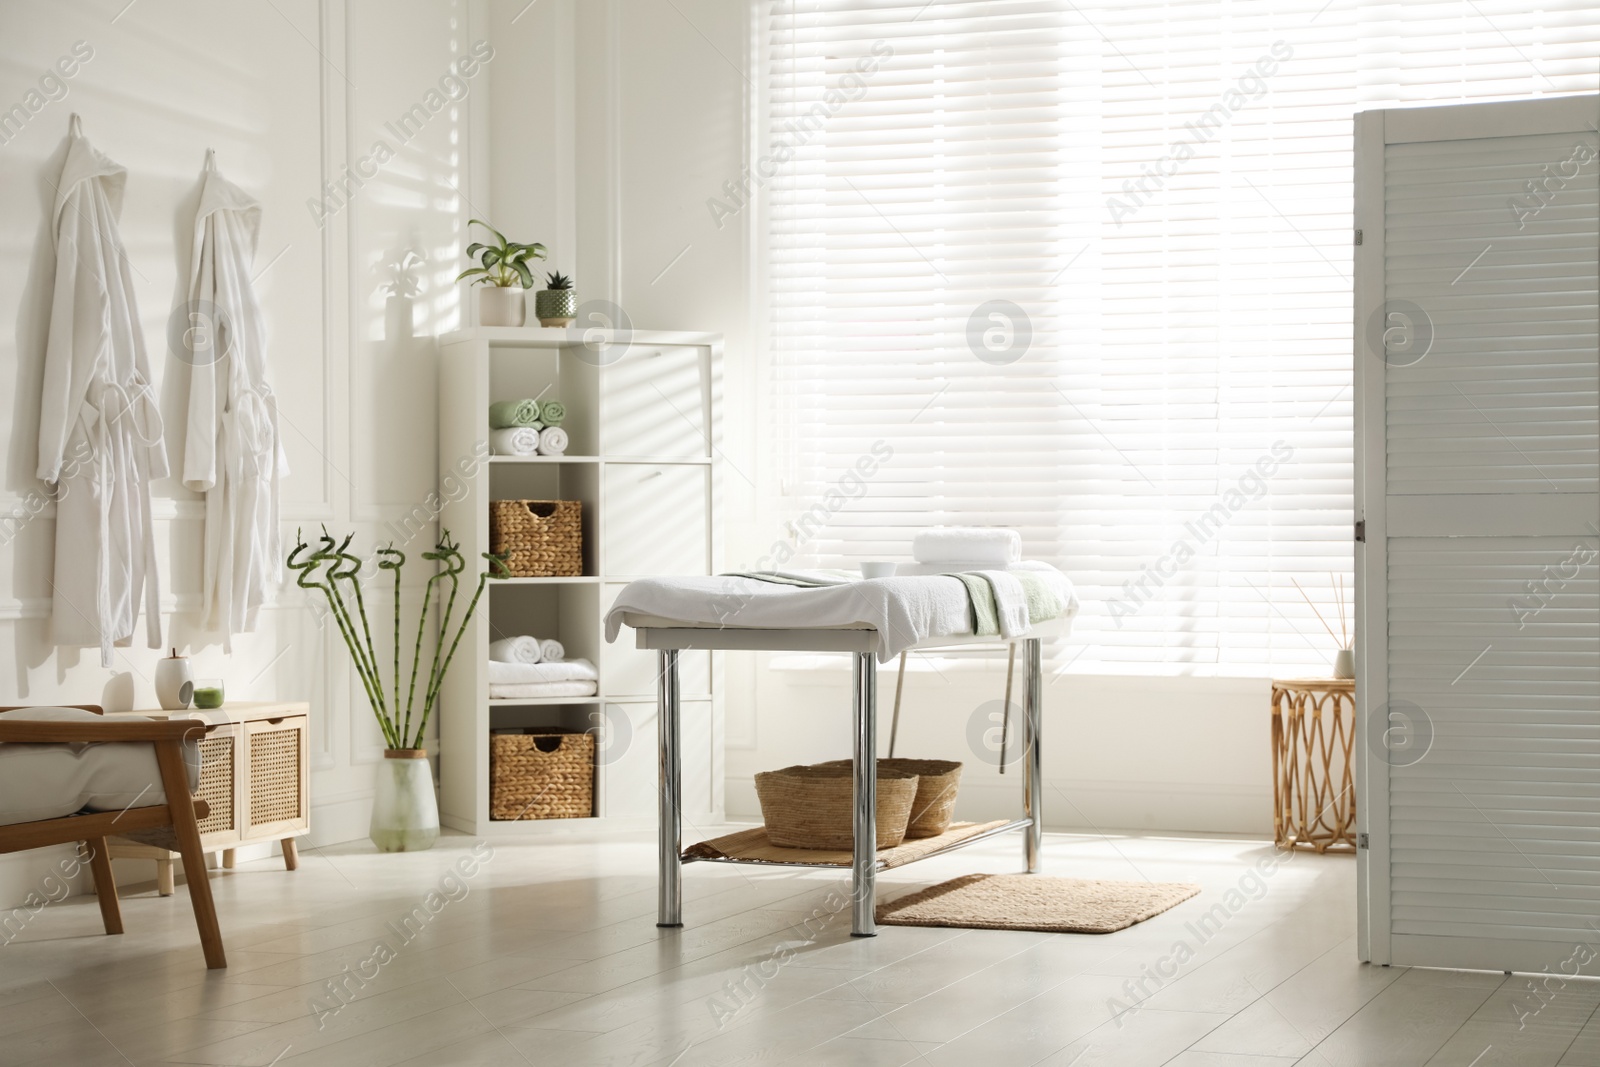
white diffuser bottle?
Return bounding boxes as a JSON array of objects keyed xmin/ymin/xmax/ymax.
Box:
[{"xmin": 155, "ymin": 649, "xmax": 194, "ymax": 711}]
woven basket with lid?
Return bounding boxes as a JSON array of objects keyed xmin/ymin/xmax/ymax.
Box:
[
  {"xmin": 755, "ymin": 763, "xmax": 919, "ymax": 849},
  {"xmin": 489, "ymin": 499, "xmax": 582, "ymax": 577}
]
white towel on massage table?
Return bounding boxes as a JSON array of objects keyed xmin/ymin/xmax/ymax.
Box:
[{"xmin": 604, "ymin": 562, "xmax": 1076, "ymax": 662}]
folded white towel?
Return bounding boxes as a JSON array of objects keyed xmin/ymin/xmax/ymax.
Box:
[
  {"xmin": 487, "ymin": 659, "xmax": 598, "ymax": 685},
  {"xmin": 912, "ymin": 527, "xmax": 1021, "ymax": 565},
  {"xmin": 538, "ymin": 638, "xmax": 565, "ymax": 663},
  {"xmin": 489, "ymin": 636, "xmax": 541, "ymax": 664},
  {"xmin": 489, "ymin": 680, "xmax": 598, "ymax": 700},
  {"xmin": 537, "ymin": 426, "xmax": 568, "ymax": 456},
  {"xmin": 894, "ymin": 561, "xmax": 1015, "ymax": 577},
  {"xmin": 490, "ymin": 427, "xmax": 543, "ymax": 456}
]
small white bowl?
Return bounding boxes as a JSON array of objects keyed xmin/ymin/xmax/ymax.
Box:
[{"xmin": 859, "ymin": 562, "xmax": 898, "ymax": 579}]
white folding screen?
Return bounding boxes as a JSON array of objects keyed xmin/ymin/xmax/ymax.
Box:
[{"xmin": 1356, "ymin": 94, "xmax": 1600, "ymax": 971}]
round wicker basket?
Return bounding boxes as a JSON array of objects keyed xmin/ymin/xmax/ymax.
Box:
[
  {"xmin": 819, "ymin": 758, "xmax": 963, "ymax": 838},
  {"xmin": 755, "ymin": 763, "xmax": 919, "ymax": 850}
]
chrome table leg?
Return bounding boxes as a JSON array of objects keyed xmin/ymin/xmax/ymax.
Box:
[
  {"xmin": 658, "ymin": 649, "xmax": 682, "ymax": 927},
  {"xmin": 852, "ymin": 650, "xmax": 878, "ymax": 936}
]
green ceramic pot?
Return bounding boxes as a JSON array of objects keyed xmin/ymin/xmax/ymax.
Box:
[{"xmin": 535, "ymin": 288, "xmax": 576, "ymax": 327}]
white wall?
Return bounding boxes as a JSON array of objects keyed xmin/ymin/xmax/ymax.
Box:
[{"xmin": 0, "ymin": 0, "xmax": 490, "ymax": 905}]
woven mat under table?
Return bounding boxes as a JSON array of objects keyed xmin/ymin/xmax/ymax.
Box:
[
  {"xmin": 683, "ymin": 820, "xmax": 1010, "ymax": 868},
  {"xmin": 876, "ymin": 873, "xmax": 1201, "ymax": 934}
]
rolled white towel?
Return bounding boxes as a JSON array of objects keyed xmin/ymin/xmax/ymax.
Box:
[
  {"xmin": 488, "ymin": 659, "xmax": 597, "ymax": 685},
  {"xmin": 490, "ymin": 426, "xmax": 542, "ymax": 456},
  {"xmin": 912, "ymin": 527, "xmax": 1021, "ymax": 565},
  {"xmin": 538, "ymin": 638, "xmax": 565, "ymax": 663},
  {"xmin": 488, "ymin": 636, "xmax": 541, "ymax": 664},
  {"xmin": 537, "ymin": 425, "xmax": 569, "ymax": 456}
]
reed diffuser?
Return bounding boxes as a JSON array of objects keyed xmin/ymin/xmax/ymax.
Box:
[{"xmin": 1294, "ymin": 574, "xmax": 1353, "ymax": 679}]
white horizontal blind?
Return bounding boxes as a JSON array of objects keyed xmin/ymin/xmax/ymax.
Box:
[{"xmin": 765, "ymin": 1, "xmax": 1600, "ymax": 674}]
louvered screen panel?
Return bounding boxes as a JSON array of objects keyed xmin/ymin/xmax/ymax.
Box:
[
  {"xmin": 1386, "ymin": 537, "xmax": 1600, "ymax": 945},
  {"xmin": 1384, "ymin": 132, "xmax": 1600, "ymax": 495}
]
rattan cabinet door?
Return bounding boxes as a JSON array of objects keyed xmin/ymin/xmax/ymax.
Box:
[
  {"xmin": 195, "ymin": 723, "xmax": 244, "ymax": 851},
  {"xmin": 242, "ymin": 716, "xmax": 310, "ymax": 839}
]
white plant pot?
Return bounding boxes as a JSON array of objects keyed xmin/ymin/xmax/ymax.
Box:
[
  {"xmin": 478, "ymin": 286, "xmax": 526, "ymax": 327},
  {"xmin": 154, "ymin": 653, "xmax": 193, "ymax": 710},
  {"xmin": 370, "ymin": 750, "xmax": 440, "ymax": 852}
]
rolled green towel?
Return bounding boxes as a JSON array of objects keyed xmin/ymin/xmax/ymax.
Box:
[
  {"xmin": 539, "ymin": 399, "xmax": 566, "ymax": 426},
  {"xmin": 489, "ymin": 399, "xmax": 541, "ymax": 428}
]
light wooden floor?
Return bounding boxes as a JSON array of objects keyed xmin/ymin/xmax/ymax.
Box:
[{"xmin": 0, "ymin": 827, "xmax": 1593, "ymax": 1066}]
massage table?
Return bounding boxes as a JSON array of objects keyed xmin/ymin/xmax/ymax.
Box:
[{"xmin": 607, "ymin": 569, "xmax": 1075, "ymax": 937}]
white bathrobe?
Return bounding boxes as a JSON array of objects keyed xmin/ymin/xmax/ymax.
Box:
[
  {"xmin": 37, "ymin": 122, "xmax": 167, "ymax": 668},
  {"xmin": 182, "ymin": 157, "xmax": 285, "ymax": 650}
]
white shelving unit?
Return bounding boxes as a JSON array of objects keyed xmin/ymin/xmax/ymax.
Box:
[{"xmin": 437, "ymin": 327, "xmax": 723, "ymax": 836}]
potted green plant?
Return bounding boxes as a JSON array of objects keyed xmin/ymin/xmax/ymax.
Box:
[
  {"xmin": 288, "ymin": 529, "xmax": 507, "ymax": 851},
  {"xmin": 535, "ymin": 271, "xmax": 577, "ymax": 327},
  {"xmin": 457, "ymin": 219, "xmax": 547, "ymax": 327}
]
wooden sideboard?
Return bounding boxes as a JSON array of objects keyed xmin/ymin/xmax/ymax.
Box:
[{"xmin": 107, "ymin": 701, "xmax": 309, "ymax": 894}]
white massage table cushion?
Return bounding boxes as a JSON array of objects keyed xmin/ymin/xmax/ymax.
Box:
[
  {"xmin": 620, "ymin": 613, "xmax": 1070, "ymax": 642},
  {"xmin": 0, "ymin": 708, "xmax": 202, "ymax": 827},
  {"xmin": 620, "ymin": 613, "xmax": 875, "ymax": 630}
]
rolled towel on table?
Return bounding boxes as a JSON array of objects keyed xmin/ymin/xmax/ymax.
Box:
[
  {"xmin": 912, "ymin": 527, "xmax": 1021, "ymax": 565},
  {"xmin": 537, "ymin": 426, "xmax": 569, "ymax": 456},
  {"xmin": 489, "ymin": 636, "xmax": 542, "ymax": 664},
  {"xmin": 539, "ymin": 399, "xmax": 566, "ymax": 426},
  {"xmin": 538, "ymin": 638, "xmax": 565, "ymax": 663},
  {"xmin": 489, "ymin": 399, "xmax": 542, "ymax": 428},
  {"xmin": 488, "ymin": 658, "xmax": 597, "ymax": 685},
  {"xmin": 490, "ymin": 426, "xmax": 542, "ymax": 456}
]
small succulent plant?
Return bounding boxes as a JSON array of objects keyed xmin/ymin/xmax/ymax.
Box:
[{"xmin": 545, "ymin": 271, "xmax": 573, "ymax": 290}]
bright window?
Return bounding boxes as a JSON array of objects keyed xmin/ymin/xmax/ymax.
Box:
[{"xmin": 762, "ymin": 0, "xmax": 1600, "ymax": 674}]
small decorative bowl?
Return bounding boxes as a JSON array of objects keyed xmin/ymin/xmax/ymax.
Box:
[{"xmin": 860, "ymin": 562, "xmax": 897, "ymax": 579}]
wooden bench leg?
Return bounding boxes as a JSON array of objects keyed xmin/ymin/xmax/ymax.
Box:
[
  {"xmin": 281, "ymin": 838, "xmax": 299, "ymax": 871},
  {"xmin": 157, "ymin": 856, "xmax": 175, "ymax": 896},
  {"xmin": 84, "ymin": 838, "xmax": 122, "ymax": 935},
  {"xmin": 156, "ymin": 740, "xmax": 226, "ymax": 969}
]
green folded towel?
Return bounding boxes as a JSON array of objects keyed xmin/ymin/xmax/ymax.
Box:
[
  {"xmin": 539, "ymin": 399, "xmax": 566, "ymax": 426},
  {"xmin": 1014, "ymin": 571, "xmax": 1065, "ymax": 623},
  {"xmin": 949, "ymin": 572, "xmax": 1001, "ymax": 636},
  {"xmin": 489, "ymin": 399, "xmax": 541, "ymax": 428}
]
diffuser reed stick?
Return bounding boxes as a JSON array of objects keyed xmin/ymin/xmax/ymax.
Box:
[{"xmin": 1292, "ymin": 576, "xmax": 1353, "ymax": 651}]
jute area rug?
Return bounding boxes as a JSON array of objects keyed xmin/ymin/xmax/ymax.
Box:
[{"xmin": 876, "ymin": 873, "xmax": 1201, "ymax": 934}]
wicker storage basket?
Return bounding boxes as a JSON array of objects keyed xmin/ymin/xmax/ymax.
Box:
[
  {"xmin": 755, "ymin": 763, "xmax": 919, "ymax": 849},
  {"xmin": 490, "ymin": 730, "xmax": 594, "ymax": 820},
  {"xmin": 819, "ymin": 758, "xmax": 962, "ymax": 838},
  {"xmin": 489, "ymin": 500, "xmax": 583, "ymax": 577}
]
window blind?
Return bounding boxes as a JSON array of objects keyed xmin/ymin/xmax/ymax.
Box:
[{"xmin": 764, "ymin": 0, "xmax": 1600, "ymax": 674}]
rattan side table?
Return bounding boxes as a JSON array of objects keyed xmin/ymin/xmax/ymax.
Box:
[{"xmin": 1271, "ymin": 678, "xmax": 1355, "ymax": 852}]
